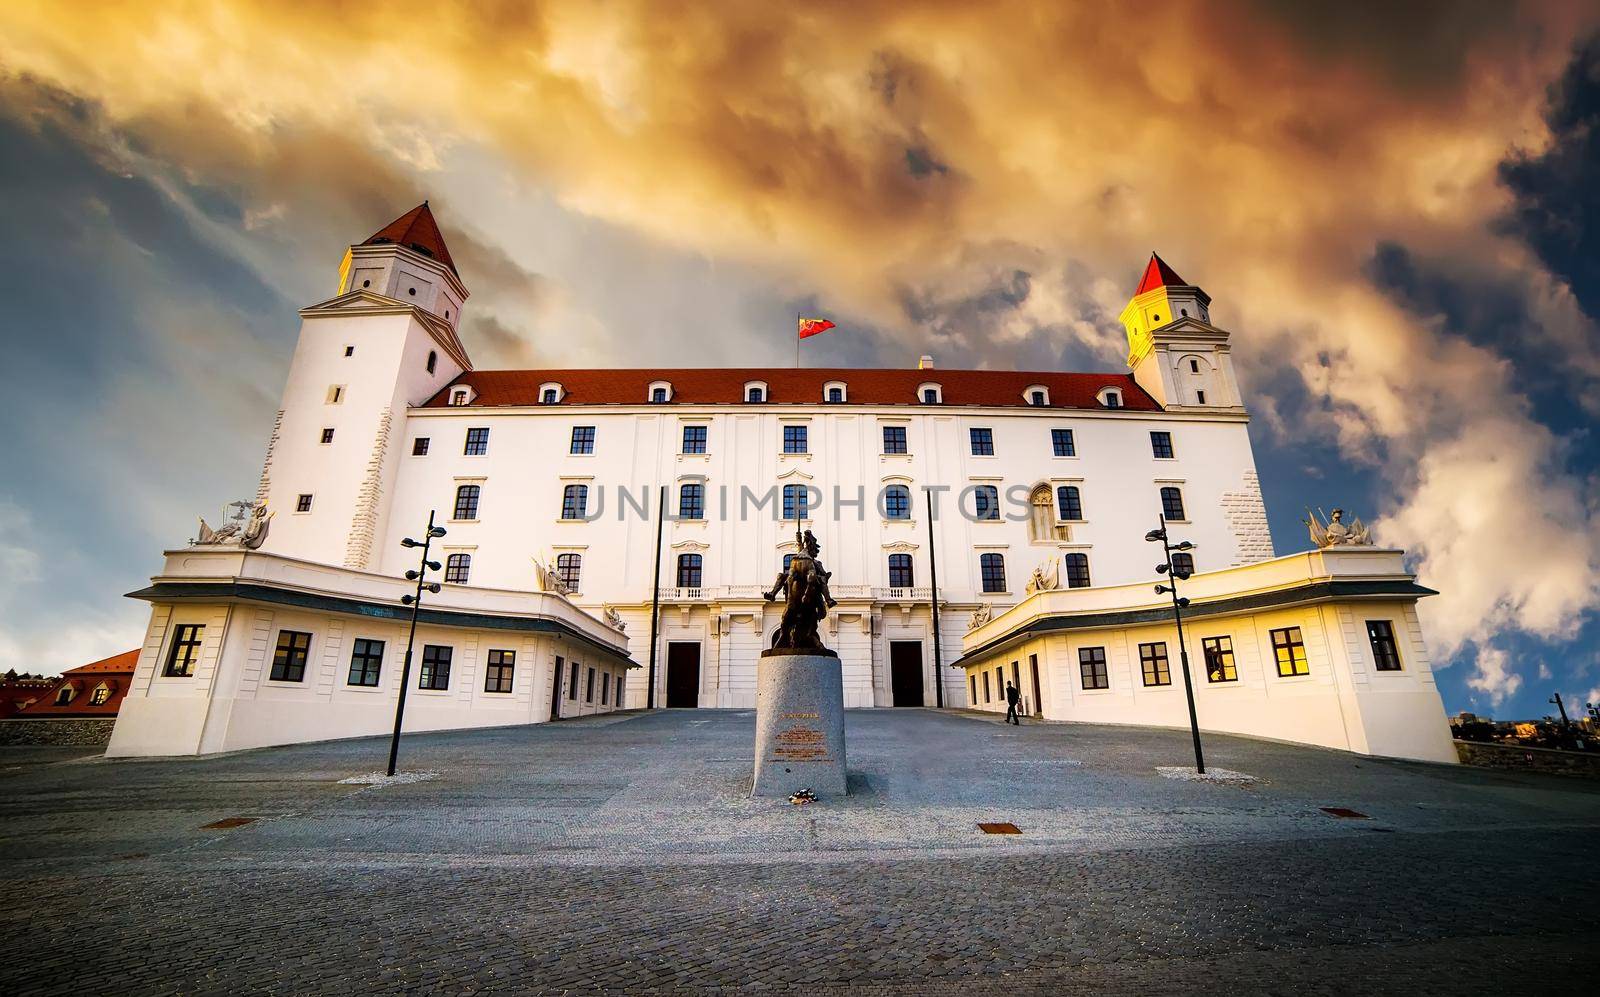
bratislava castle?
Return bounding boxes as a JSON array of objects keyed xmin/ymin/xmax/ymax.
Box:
[{"xmin": 106, "ymin": 205, "xmax": 1457, "ymax": 764}]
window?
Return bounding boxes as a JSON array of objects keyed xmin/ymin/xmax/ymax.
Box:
[
  {"xmin": 556, "ymin": 552, "xmax": 582, "ymax": 591},
  {"xmin": 782, "ymin": 484, "xmax": 810, "ymax": 521},
  {"xmin": 883, "ymin": 426, "xmax": 908, "ymax": 454},
  {"xmin": 542, "ymin": 388, "xmax": 557, "ymax": 404},
  {"xmin": 826, "ymin": 386, "xmax": 844, "ymax": 403},
  {"xmin": 884, "ymin": 485, "xmax": 911, "ymax": 520},
  {"xmin": 561, "ymin": 483, "xmax": 588, "ymax": 520},
  {"xmin": 973, "ymin": 485, "xmax": 1000, "ymax": 521},
  {"xmin": 1064, "ymin": 553, "xmax": 1091, "ymax": 588},
  {"xmin": 996, "ymin": 667, "xmax": 1004, "ymax": 702},
  {"xmin": 484, "ymin": 649, "xmax": 515, "ymax": 693},
  {"xmin": 888, "ymin": 553, "xmax": 914, "ymax": 588},
  {"xmin": 678, "ymin": 482, "xmax": 705, "ymax": 520},
  {"xmin": 412, "ymin": 437, "xmax": 430, "ymax": 456},
  {"xmin": 969, "ymin": 428, "xmax": 994, "ymax": 456},
  {"xmin": 782, "ymin": 553, "xmax": 796, "ymax": 573},
  {"xmin": 344, "ymin": 345, "xmax": 355, "ymax": 357},
  {"xmin": 682, "ymin": 425, "xmax": 707, "ymax": 453},
  {"xmin": 1202, "ymin": 636, "xmax": 1237, "ymax": 682},
  {"xmin": 1271, "ymin": 627, "xmax": 1310, "ymax": 677},
  {"xmin": 454, "ymin": 484, "xmax": 480, "ymax": 520},
  {"xmin": 269, "ymin": 630, "xmax": 312, "ymax": 683},
  {"xmin": 980, "ymin": 552, "xmax": 1006, "ymax": 593},
  {"xmin": 164, "ymin": 624, "xmax": 204, "ymax": 676},
  {"xmin": 1151, "ymin": 431, "xmax": 1174, "ymax": 458},
  {"xmin": 783, "ymin": 424, "xmax": 808, "ymax": 454},
  {"xmin": 419, "ymin": 645, "xmax": 452, "ymax": 690},
  {"xmin": 1057, "ymin": 485, "xmax": 1083, "ymax": 521},
  {"xmin": 464, "ymin": 427, "xmax": 489, "ymax": 455},
  {"xmin": 982, "ymin": 670, "xmax": 992, "ymax": 703},
  {"xmin": 1190, "ymin": 358, "xmax": 1200, "ymax": 373},
  {"xmin": 1051, "ymin": 429, "xmax": 1076, "ymax": 457},
  {"xmin": 615, "ymin": 674, "xmax": 625, "ymax": 707},
  {"xmin": 444, "ymin": 552, "xmax": 471, "ymax": 584},
  {"xmin": 1196, "ymin": 390, "xmax": 1207, "ymax": 404},
  {"xmin": 676, "ymin": 553, "xmax": 703, "ymax": 588},
  {"xmin": 601, "ymin": 672, "xmax": 611, "ymax": 705},
  {"xmin": 1102, "ymin": 389, "xmax": 1122, "ymax": 408},
  {"xmin": 922, "ymin": 388, "xmax": 939, "ymax": 404},
  {"xmin": 1030, "ymin": 390, "xmax": 1046, "ymax": 406},
  {"xmin": 747, "ymin": 386, "xmax": 764, "ymax": 403},
  {"xmin": 55, "ymin": 686, "xmax": 75, "ymax": 705},
  {"xmin": 1367, "ymin": 620, "xmax": 1403, "ymax": 671},
  {"xmin": 451, "ymin": 389, "xmax": 468, "ymax": 406},
  {"xmin": 426, "ymin": 351, "xmax": 437, "ymax": 375},
  {"xmin": 1160, "ymin": 486, "xmax": 1186, "ymax": 521},
  {"xmin": 89, "ymin": 684, "xmax": 111, "ymax": 706},
  {"xmin": 585, "ymin": 666, "xmax": 596, "ymax": 702},
  {"xmin": 1171, "ymin": 552, "xmax": 1195, "ymax": 578},
  {"xmin": 651, "ymin": 386, "xmax": 669, "ymax": 403},
  {"xmin": 970, "ymin": 674, "xmax": 977, "ymax": 704},
  {"xmin": 570, "ymin": 426, "xmax": 595, "ymax": 454},
  {"xmin": 568, "ymin": 660, "xmax": 580, "ymax": 699},
  {"xmin": 348, "ymin": 638, "xmax": 384, "ymax": 687},
  {"xmin": 1079, "ymin": 647, "xmax": 1108, "ymax": 689},
  {"xmin": 295, "ymin": 494, "xmax": 313, "ymax": 513},
  {"xmin": 327, "ymin": 385, "xmax": 344, "ymax": 404},
  {"xmin": 1139, "ymin": 642, "xmax": 1172, "ymax": 686},
  {"xmin": 320, "ymin": 428, "xmax": 335, "ymax": 444}
]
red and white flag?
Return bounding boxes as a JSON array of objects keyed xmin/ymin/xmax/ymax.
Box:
[{"xmin": 798, "ymin": 317, "xmax": 836, "ymax": 339}]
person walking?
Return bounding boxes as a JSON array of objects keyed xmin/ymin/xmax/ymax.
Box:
[{"xmin": 1004, "ymin": 680, "xmax": 1021, "ymax": 725}]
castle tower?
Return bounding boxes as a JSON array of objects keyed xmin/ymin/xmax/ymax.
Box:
[
  {"xmin": 255, "ymin": 203, "xmax": 472, "ymax": 570},
  {"xmin": 1119, "ymin": 253, "xmax": 1242, "ymax": 412}
]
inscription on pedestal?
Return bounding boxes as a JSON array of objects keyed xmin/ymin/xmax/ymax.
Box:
[{"xmin": 752, "ymin": 654, "xmax": 848, "ymax": 797}]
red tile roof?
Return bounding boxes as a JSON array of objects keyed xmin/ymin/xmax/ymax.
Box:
[
  {"xmin": 364, "ymin": 202, "xmax": 457, "ymax": 276},
  {"xmin": 19, "ymin": 649, "xmax": 139, "ymax": 717},
  {"xmin": 422, "ymin": 368, "xmax": 1161, "ymax": 411},
  {"xmin": 64, "ymin": 649, "xmax": 139, "ymax": 675},
  {"xmin": 1135, "ymin": 253, "xmax": 1187, "ymax": 295}
]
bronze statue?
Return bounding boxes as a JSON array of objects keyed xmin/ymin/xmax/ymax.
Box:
[{"xmin": 763, "ymin": 529, "xmax": 838, "ymax": 655}]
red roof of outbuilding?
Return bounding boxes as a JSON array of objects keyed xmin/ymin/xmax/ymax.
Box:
[
  {"xmin": 422, "ymin": 368, "xmax": 1161, "ymax": 410},
  {"xmin": 364, "ymin": 202, "xmax": 457, "ymax": 276},
  {"xmin": 1134, "ymin": 253, "xmax": 1187, "ymax": 295},
  {"xmin": 64, "ymin": 649, "xmax": 139, "ymax": 675}
]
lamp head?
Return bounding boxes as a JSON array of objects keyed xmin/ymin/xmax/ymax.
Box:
[
  {"xmin": 1154, "ymin": 584, "xmax": 1170, "ymax": 594},
  {"xmin": 426, "ymin": 582, "xmax": 442, "ymax": 594},
  {"xmin": 425, "ymin": 560, "xmax": 441, "ymax": 572},
  {"xmin": 405, "ymin": 569, "xmax": 419, "ymax": 581},
  {"xmin": 1156, "ymin": 563, "xmax": 1170, "ymax": 575},
  {"xmin": 1173, "ymin": 540, "xmax": 1194, "ymax": 551},
  {"xmin": 1144, "ymin": 529, "xmax": 1166, "ymax": 543},
  {"xmin": 429, "ymin": 526, "xmax": 447, "ymax": 538},
  {"xmin": 401, "ymin": 594, "xmax": 415, "ymax": 605},
  {"xmin": 1177, "ymin": 596, "xmax": 1191, "ymax": 608},
  {"xmin": 401, "ymin": 538, "xmax": 420, "ymax": 548}
]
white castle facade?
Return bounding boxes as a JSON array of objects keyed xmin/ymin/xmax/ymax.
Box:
[{"xmin": 106, "ymin": 205, "xmax": 1457, "ymax": 763}]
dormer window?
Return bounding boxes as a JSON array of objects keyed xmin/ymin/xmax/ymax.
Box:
[
  {"xmin": 918, "ymin": 383, "xmax": 943, "ymax": 405},
  {"xmin": 744, "ymin": 381, "xmax": 767, "ymax": 403},
  {"xmin": 542, "ymin": 389, "xmax": 557, "ymax": 404},
  {"xmin": 1024, "ymin": 385, "xmax": 1050, "ymax": 406},
  {"xmin": 648, "ymin": 381, "xmax": 673, "ymax": 403},
  {"xmin": 1097, "ymin": 387, "xmax": 1123, "ymax": 409},
  {"xmin": 450, "ymin": 389, "xmax": 470, "ymax": 406},
  {"xmin": 539, "ymin": 382, "xmax": 564, "ymax": 404},
  {"xmin": 824, "ymin": 381, "xmax": 847, "ymax": 403}
]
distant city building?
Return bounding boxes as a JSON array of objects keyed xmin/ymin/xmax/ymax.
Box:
[
  {"xmin": 18, "ymin": 651, "xmax": 138, "ymax": 718},
  {"xmin": 1, "ymin": 671, "xmax": 58, "ymax": 718}
]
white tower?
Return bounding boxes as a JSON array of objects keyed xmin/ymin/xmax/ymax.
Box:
[
  {"xmin": 255, "ymin": 203, "xmax": 472, "ymax": 570},
  {"xmin": 1119, "ymin": 254, "xmax": 1243, "ymax": 412}
]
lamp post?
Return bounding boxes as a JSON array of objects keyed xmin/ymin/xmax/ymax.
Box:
[
  {"xmin": 1146, "ymin": 514, "xmax": 1204, "ymax": 774},
  {"xmin": 387, "ymin": 510, "xmax": 446, "ymax": 777}
]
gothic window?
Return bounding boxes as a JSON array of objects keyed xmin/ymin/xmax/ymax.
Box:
[
  {"xmin": 1160, "ymin": 486, "xmax": 1186, "ymax": 521},
  {"xmin": 556, "ymin": 553, "xmax": 582, "ymax": 590},
  {"xmin": 444, "ymin": 553, "xmax": 471, "ymax": 584},
  {"xmin": 1064, "ymin": 553, "xmax": 1091, "ymax": 588},
  {"xmin": 888, "ymin": 553, "xmax": 914, "ymax": 588},
  {"xmin": 1028, "ymin": 485, "xmax": 1055, "ymax": 542},
  {"xmin": 979, "ymin": 553, "xmax": 1006, "ymax": 593},
  {"xmin": 454, "ymin": 484, "xmax": 480, "ymax": 520},
  {"xmin": 676, "ymin": 553, "xmax": 703, "ymax": 588},
  {"xmin": 561, "ymin": 484, "xmax": 588, "ymax": 520}
]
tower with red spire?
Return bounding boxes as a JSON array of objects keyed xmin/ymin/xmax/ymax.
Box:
[{"xmin": 1117, "ymin": 253, "xmax": 1239, "ymax": 411}]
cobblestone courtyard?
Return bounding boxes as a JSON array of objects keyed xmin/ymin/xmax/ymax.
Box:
[{"xmin": 4, "ymin": 709, "xmax": 1598, "ymax": 994}]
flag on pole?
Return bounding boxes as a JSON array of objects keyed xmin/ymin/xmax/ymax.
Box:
[{"xmin": 798, "ymin": 317, "xmax": 836, "ymax": 339}]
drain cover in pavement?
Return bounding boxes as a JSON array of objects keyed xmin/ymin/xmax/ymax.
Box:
[
  {"xmin": 978, "ymin": 822, "xmax": 1021, "ymax": 834},
  {"xmin": 200, "ymin": 816, "xmax": 258, "ymax": 830},
  {"xmin": 1319, "ymin": 806, "xmax": 1371, "ymax": 819}
]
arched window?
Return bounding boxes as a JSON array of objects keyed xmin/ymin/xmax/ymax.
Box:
[
  {"xmin": 555, "ymin": 552, "xmax": 582, "ymax": 591},
  {"xmin": 1160, "ymin": 486, "xmax": 1186, "ymax": 521},
  {"xmin": 979, "ymin": 553, "xmax": 1007, "ymax": 593},
  {"xmin": 1057, "ymin": 485, "xmax": 1083, "ymax": 521},
  {"xmin": 678, "ymin": 482, "xmax": 704, "ymax": 520},
  {"xmin": 1030, "ymin": 391, "xmax": 1046, "ymax": 406},
  {"xmin": 561, "ymin": 484, "xmax": 588, "ymax": 520},
  {"xmin": 427, "ymin": 350, "xmax": 437, "ymax": 375},
  {"xmin": 782, "ymin": 553, "xmax": 796, "ymax": 573},
  {"xmin": 676, "ymin": 553, "xmax": 703, "ymax": 588},
  {"xmin": 444, "ymin": 553, "xmax": 471, "ymax": 584},
  {"xmin": 1098, "ymin": 387, "xmax": 1122, "ymax": 408},
  {"xmin": 828, "ymin": 386, "xmax": 843, "ymax": 403},
  {"xmin": 824, "ymin": 381, "xmax": 847, "ymax": 403},
  {"xmin": 883, "ymin": 484, "xmax": 911, "ymax": 520},
  {"xmin": 782, "ymin": 484, "xmax": 810, "ymax": 521},
  {"xmin": 450, "ymin": 389, "xmax": 469, "ymax": 406},
  {"xmin": 919, "ymin": 383, "xmax": 942, "ymax": 404},
  {"xmin": 453, "ymin": 484, "xmax": 480, "ymax": 520},
  {"xmin": 1064, "ymin": 553, "xmax": 1091, "ymax": 588},
  {"xmin": 745, "ymin": 382, "xmax": 766, "ymax": 403},
  {"xmin": 887, "ymin": 553, "xmax": 914, "ymax": 588},
  {"xmin": 973, "ymin": 485, "xmax": 1000, "ymax": 521},
  {"xmin": 648, "ymin": 381, "xmax": 673, "ymax": 403}
]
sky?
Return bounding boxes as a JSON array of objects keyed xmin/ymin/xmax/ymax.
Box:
[{"xmin": 1, "ymin": 1, "xmax": 1598, "ymax": 721}]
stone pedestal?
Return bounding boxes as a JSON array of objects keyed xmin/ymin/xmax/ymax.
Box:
[{"xmin": 752, "ymin": 651, "xmax": 848, "ymax": 798}]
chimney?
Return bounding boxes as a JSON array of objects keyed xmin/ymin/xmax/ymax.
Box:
[{"xmin": 918, "ymin": 354, "xmax": 935, "ymax": 370}]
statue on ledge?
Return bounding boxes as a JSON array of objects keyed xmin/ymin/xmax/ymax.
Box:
[
  {"xmin": 1303, "ymin": 507, "xmax": 1372, "ymax": 548},
  {"xmin": 763, "ymin": 529, "xmax": 838, "ymax": 655},
  {"xmin": 193, "ymin": 501, "xmax": 272, "ymax": 550}
]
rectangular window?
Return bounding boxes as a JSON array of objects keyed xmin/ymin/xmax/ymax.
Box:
[
  {"xmin": 1051, "ymin": 428, "xmax": 1076, "ymax": 457},
  {"xmin": 327, "ymin": 385, "xmax": 344, "ymax": 404},
  {"xmin": 974, "ymin": 485, "xmax": 1000, "ymax": 520},
  {"xmin": 601, "ymin": 672, "xmax": 611, "ymax": 705},
  {"xmin": 970, "ymin": 674, "xmax": 977, "ymax": 704},
  {"xmin": 464, "ymin": 427, "xmax": 489, "ymax": 455},
  {"xmin": 1151, "ymin": 431, "xmax": 1175, "ymax": 458},
  {"xmin": 1079, "ymin": 647, "xmax": 1109, "ymax": 690},
  {"xmin": 616, "ymin": 674, "xmax": 625, "ymax": 707},
  {"xmin": 1202, "ymin": 636, "xmax": 1238, "ymax": 683},
  {"xmin": 969, "ymin": 427, "xmax": 994, "ymax": 456},
  {"xmin": 982, "ymin": 671, "xmax": 991, "ymax": 703},
  {"xmin": 419, "ymin": 645, "xmax": 452, "ymax": 690},
  {"xmin": 569, "ymin": 426, "xmax": 595, "ymax": 454},
  {"xmin": 568, "ymin": 660, "xmax": 580, "ymax": 699},
  {"xmin": 1139, "ymin": 642, "xmax": 1172, "ymax": 686},
  {"xmin": 348, "ymin": 638, "xmax": 384, "ymax": 687},
  {"xmin": 295, "ymin": 494, "xmax": 313, "ymax": 513},
  {"xmin": 1270, "ymin": 626, "xmax": 1310, "ymax": 677},
  {"xmin": 269, "ymin": 630, "xmax": 312, "ymax": 683},
  {"xmin": 682, "ymin": 425, "xmax": 707, "ymax": 454},
  {"xmin": 883, "ymin": 426, "xmax": 908, "ymax": 454},
  {"xmin": 163, "ymin": 623, "xmax": 204, "ymax": 677},
  {"xmin": 1064, "ymin": 553, "xmax": 1091, "ymax": 588},
  {"xmin": 344, "ymin": 345, "xmax": 354, "ymax": 357},
  {"xmin": 412, "ymin": 437, "xmax": 430, "ymax": 456},
  {"xmin": 678, "ymin": 483, "xmax": 704, "ymax": 520},
  {"xmin": 782, "ymin": 424, "xmax": 808, "ymax": 454},
  {"xmin": 979, "ymin": 552, "xmax": 1006, "ymax": 593},
  {"xmin": 782, "ymin": 484, "xmax": 810, "ymax": 521},
  {"xmin": 484, "ymin": 649, "xmax": 515, "ymax": 693},
  {"xmin": 320, "ymin": 428, "xmax": 335, "ymax": 444},
  {"xmin": 887, "ymin": 553, "xmax": 914, "ymax": 588},
  {"xmin": 585, "ymin": 666, "xmax": 596, "ymax": 702},
  {"xmin": 1367, "ymin": 620, "xmax": 1403, "ymax": 671},
  {"xmin": 996, "ymin": 666, "xmax": 1004, "ymax": 701}
]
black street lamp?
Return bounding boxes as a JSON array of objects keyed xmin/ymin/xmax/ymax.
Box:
[
  {"xmin": 387, "ymin": 510, "xmax": 447, "ymax": 777},
  {"xmin": 1146, "ymin": 514, "xmax": 1204, "ymax": 774}
]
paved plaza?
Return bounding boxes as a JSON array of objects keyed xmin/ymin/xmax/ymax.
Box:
[{"xmin": 4, "ymin": 709, "xmax": 1598, "ymax": 994}]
